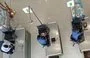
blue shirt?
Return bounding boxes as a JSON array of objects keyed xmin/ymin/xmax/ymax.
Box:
[
  {"xmin": 72, "ymin": 31, "xmax": 81, "ymax": 40},
  {"xmin": 37, "ymin": 37, "xmax": 47, "ymax": 45}
]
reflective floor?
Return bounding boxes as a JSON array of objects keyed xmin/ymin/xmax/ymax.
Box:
[{"xmin": 0, "ymin": 0, "xmax": 90, "ymax": 58}]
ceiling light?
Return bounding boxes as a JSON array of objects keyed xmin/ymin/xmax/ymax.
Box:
[{"xmin": 22, "ymin": 7, "xmax": 33, "ymax": 13}]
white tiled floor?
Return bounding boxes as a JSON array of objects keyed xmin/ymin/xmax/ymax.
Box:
[{"xmin": 1, "ymin": 0, "xmax": 90, "ymax": 58}]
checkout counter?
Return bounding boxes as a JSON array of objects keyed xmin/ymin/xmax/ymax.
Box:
[{"xmin": 46, "ymin": 23, "xmax": 63, "ymax": 58}]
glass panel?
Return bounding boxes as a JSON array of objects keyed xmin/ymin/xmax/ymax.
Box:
[{"xmin": 0, "ymin": 7, "xmax": 6, "ymax": 26}]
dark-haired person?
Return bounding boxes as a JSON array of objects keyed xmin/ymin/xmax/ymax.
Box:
[
  {"xmin": 37, "ymin": 24, "xmax": 50, "ymax": 47},
  {"xmin": 37, "ymin": 32, "xmax": 50, "ymax": 47}
]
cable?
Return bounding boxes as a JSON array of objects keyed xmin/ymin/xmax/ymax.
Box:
[
  {"xmin": 28, "ymin": 6, "xmax": 33, "ymax": 23},
  {"xmin": 26, "ymin": 0, "xmax": 33, "ymax": 23},
  {"xmin": 30, "ymin": 7, "xmax": 43, "ymax": 25},
  {"xmin": 27, "ymin": 0, "xmax": 43, "ymax": 25}
]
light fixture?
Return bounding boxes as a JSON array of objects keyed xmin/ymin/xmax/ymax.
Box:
[{"xmin": 22, "ymin": 7, "xmax": 33, "ymax": 14}]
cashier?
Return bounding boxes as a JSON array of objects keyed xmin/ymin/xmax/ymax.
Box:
[
  {"xmin": 37, "ymin": 32, "xmax": 50, "ymax": 47},
  {"xmin": 71, "ymin": 30, "xmax": 83, "ymax": 42}
]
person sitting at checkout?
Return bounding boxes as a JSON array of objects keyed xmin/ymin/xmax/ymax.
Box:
[
  {"xmin": 37, "ymin": 24, "xmax": 50, "ymax": 47},
  {"xmin": 0, "ymin": 40, "xmax": 15, "ymax": 54},
  {"xmin": 71, "ymin": 16, "xmax": 84, "ymax": 43},
  {"xmin": 37, "ymin": 32, "xmax": 50, "ymax": 47}
]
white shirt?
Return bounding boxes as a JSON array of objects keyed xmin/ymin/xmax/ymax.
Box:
[{"xmin": 1, "ymin": 41, "xmax": 11, "ymax": 52}]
